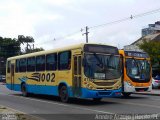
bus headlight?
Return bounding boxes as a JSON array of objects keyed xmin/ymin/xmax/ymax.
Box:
[
  {"xmin": 127, "ymin": 81, "xmax": 132, "ymax": 86},
  {"xmin": 86, "ymin": 84, "xmax": 94, "ymax": 90}
]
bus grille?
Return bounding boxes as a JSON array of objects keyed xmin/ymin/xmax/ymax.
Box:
[{"xmin": 93, "ymin": 82, "xmax": 115, "ymax": 86}]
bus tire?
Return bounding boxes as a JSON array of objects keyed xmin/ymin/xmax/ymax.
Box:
[
  {"xmin": 21, "ymin": 83, "xmax": 28, "ymax": 97},
  {"xmin": 122, "ymin": 92, "xmax": 131, "ymax": 97},
  {"xmin": 93, "ymin": 98, "xmax": 102, "ymax": 102},
  {"xmin": 59, "ymin": 85, "xmax": 69, "ymax": 103}
]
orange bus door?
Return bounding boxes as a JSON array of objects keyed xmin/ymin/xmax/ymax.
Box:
[
  {"xmin": 73, "ymin": 55, "xmax": 82, "ymax": 97},
  {"xmin": 11, "ymin": 64, "xmax": 15, "ymax": 90}
]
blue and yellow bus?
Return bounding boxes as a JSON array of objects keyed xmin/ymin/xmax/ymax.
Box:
[{"xmin": 6, "ymin": 43, "xmax": 122, "ymax": 102}]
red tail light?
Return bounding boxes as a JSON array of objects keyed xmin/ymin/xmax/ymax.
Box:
[
  {"xmin": 155, "ymin": 80, "xmax": 160, "ymax": 83},
  {"xmin": 115, "ymin": 92, "xmax": 121, "ymax": 95}
]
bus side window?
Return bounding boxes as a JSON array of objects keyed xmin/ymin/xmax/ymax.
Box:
[
  {"xmin": 15, "ymin": 59, "xmax": 19, "ymax": 73},
  {"xmin": 46, "ymin": 53, "xmax": 57, "ymax": 71},
  {"xmin": 58, "ymin": 51, "xmax": 71, "ymax": 70},
  {"xmin": 7, "ymin": 61, "xmax": 11, "ymax": 73},
  {"xmin": 19, "ymin": 58, "xmax": 27, "ymax": 72},
  {"xmin": 27, "ymin": 57, "xmax": 36, "ymax": 72},
  {"xmin": 36, "ymin": 55, "xmax": 45, "ymax": 71},
  {"xmin": 120, "ymin": 55, "xmax": 123, "ymax": 72}
]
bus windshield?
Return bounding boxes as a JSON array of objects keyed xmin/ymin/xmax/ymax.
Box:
[
  {"xmin": 126, "ymin": 58, "xmax": 151, "ymax": 80},
  {"xmin": 84, "ymin": 53, "xmax": 121, "ymax": 80}
]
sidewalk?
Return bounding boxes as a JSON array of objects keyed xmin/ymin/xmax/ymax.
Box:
[
  {"xmin": 0, "ymin": 82, "xmax": 5, "ymax": 85},
  {"xmin": 0, "ymin": 105, "xmax": 42, "ymax": 120},
  {"xmin": 134, "ymin": 89, "xmax": 160, "ymax": 96}
]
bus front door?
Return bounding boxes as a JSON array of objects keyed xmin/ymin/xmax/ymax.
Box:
[
  {"xmin": 11, "ymin": 64, "xmax": 15, "ymax": 90},
  {"xmin": 73, "ymin": 55, "xmax": 82, "ymax": 97}
]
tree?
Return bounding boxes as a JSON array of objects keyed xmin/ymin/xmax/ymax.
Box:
[
  {"xmin": 0, "ymin": 36, "xmax": 44, "ymax": 75},
  {"xmin": 17, "ymin": 35, "xmax": 44, "ymax": 54},
  {"xmin": 24, "ymin": 47, "xmax": 44, "ymax": 54},
  {"xmin": 0, "ymin": 37, "xmax": 21, "ymax": 75},
  {"xmin": 138, "ymin": 40, "xmax": 160, "ymax": 67},
  {"xmin": 0, "ymin": 37, "xmax": 21, "ymax": 58},
  {"xmin": 18, "ymin": 35, "xmax": 34, "ymax": 44}
]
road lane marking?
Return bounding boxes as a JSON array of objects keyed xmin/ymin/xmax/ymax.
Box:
[
  {"xmin": 0, "ymin": 93, "xmax": 114, "ymax": 114},
  {"xmin": 104, "ymin": 99, "xmax": 160, "ymax": 109},
  {"xmin": 150, "ymin": 98, "xmax": 160, "ymax": 101}
]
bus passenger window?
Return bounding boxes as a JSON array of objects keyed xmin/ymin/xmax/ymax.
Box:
[
  {"xmin": 36, "ymin": 55, "xmax": 45, "ymax": 71},
  {"xmin": 15, "ymin": 60, "xmax": 19, "ymax": 72},
  {"xmin": 27, "ymin": 57, "xmax": 36, "ymax": 72},
  {"xmin": 19, "ymin": 58, "xmax": 27, "ymax": 72},
  {"xmin": 7, "ymin": 61, "xmax": 11, "ymax": 73},
  {"xmin": 46, "ymin": 53, "xmax": 57, "ymax": 71},
  {"xmin": 58, "ymin": 51, "xmax": 71, "ymax": 70}
]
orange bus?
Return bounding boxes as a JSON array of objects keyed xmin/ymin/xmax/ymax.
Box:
[{"xmin": 119, "ymin": 50, "xmax": 152, "ymax": 97}]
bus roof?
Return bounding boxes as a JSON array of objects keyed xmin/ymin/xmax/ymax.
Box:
[{"xmin": 7, "ymin": 43, "xmax": 117, "ymax": 60}]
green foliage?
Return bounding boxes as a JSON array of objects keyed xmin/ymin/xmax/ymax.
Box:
[
  {"xmin": 18, "ymin": 35, "xmax": 34, "ymax": 44},
  {"xmin": 24, "ymin": 47, "xmax": 44, "ymax": 54},
  {"xmin": 0, "ymin": 36, "xmax": 44, "ymax": 56},
  {"xmin": 0, "ymin": 37, "xmax": 21, "ymax": 58},
  {"xmin": 138, "ymin": 40, "xmax": 160, "ymax": 66}
]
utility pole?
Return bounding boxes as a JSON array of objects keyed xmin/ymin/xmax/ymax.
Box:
[{"xmin": 82, "ymin": 26, "xmax": 89, "ymax": 43}]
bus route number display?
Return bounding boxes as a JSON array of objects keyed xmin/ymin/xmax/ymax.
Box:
[{"xmin": 125, "ymin": 51, "xmax": 149, "ymax": 58}]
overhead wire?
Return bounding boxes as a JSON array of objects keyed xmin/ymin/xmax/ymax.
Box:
[
  {"xmin": 35, "ymin": 7, "xmax": 160, "ymax": 46},
  {"xmin": 35, "ymin": 30, "xmax": 81, "ymax": 46},
  {"xmin": 90, "ymin": 8, "xmax": 160, "ymax": 29}
]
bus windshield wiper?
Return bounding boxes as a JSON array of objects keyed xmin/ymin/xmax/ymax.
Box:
[{"xmin": 93, "ymin": 53, "xmax": 104, "ymax": 69}]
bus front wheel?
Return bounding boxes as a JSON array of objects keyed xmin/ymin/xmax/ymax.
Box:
[
  {"xmin": 21, "ymin": 83, "xmax": 28, "ymax": 97},
  {"xmin": 93, "ymin": 98, "xmax": 102, "ymax": 102},
  {"xmin": 59, "ymin": 86, "xmax": 69, "ymax": 103},
  {"xmin": 122, "ymin": 92, "xmax": 131, "ymax": 97}
]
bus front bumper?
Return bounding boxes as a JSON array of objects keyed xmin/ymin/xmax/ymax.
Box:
[
  {"xmin": 124, "ymin": 81, "xmax": 152, "ymax": 93},
  {"xmin": 81, "ymin": 88, "xmax": 122, "ymax": 98}
]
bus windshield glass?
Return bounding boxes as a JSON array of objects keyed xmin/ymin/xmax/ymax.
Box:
[
  {"xmin": 126, "ymin": 58, "xmax": 151, "ymax": 80},
  {"xmin": 84, "ymin": 53, "xmax": 121, "ymax": 80}
]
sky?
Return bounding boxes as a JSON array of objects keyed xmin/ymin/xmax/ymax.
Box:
[{"xmin": 0, "ymin": 0, "xmax": 160, "ymax": 50}]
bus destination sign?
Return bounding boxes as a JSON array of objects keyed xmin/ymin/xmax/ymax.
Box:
[
  {"xmin": 125, "ymin": 51, "xmax": 149, "ymax": 58},
  {"xmin": 84, "ymin": 44, "xmax": 119, "ymax": 55}
]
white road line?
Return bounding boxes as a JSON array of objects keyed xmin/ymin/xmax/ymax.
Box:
[
  {"xmin": 150, "ymin": 98, "xmax": 160, "ymax": 101},
  {"xmin": 109, "ymin": 100, "xmax": 160, "ymax": 109},
  {"xmin": 0, "ymin": 93, "xmax": 114, "ymax": 114}
]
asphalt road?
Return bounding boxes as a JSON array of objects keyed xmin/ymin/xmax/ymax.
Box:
[{"xmin": 0, "ymin": 83, "xmax": 160, "ymax": 120}]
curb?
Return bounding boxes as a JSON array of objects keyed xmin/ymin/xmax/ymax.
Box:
[
  {"xmin": 0, "ymin": 105, "xmax": 43, "ymax": 120},
  {"xmin": 134, "ymin": 92, "xmax": 160, "ymax": 96}
]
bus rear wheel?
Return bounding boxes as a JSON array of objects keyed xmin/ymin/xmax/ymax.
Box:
[
  {"xmin": 21, "ymin": 83, "xmax": 28, "ymax": 97},
  {"xmin": 59, "ymin": 86, "xmax": 69, "ymax": 103}
]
